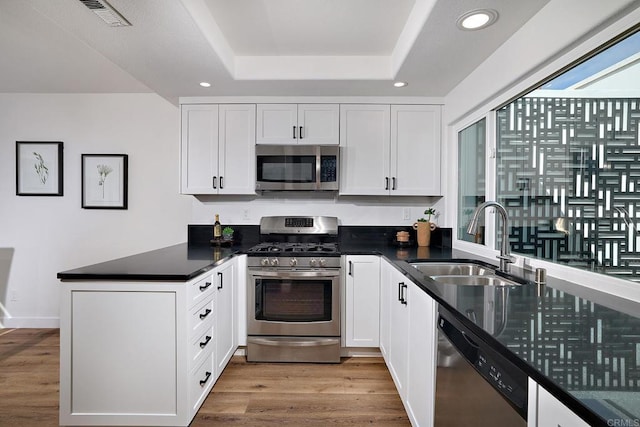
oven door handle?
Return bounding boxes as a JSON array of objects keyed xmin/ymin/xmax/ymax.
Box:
[
  {"xmin": 250, "ymin": 337, "xmax": 339, "ymax": 347},
  {"xmin": 248, "ymin": 269, "xmax": 341, "ymax": 278}
]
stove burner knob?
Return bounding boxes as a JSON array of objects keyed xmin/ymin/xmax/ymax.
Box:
[
  {"xmin": 270, "ymin": 258, "xmax": 279, "ymax": 267},
  {"xmin": 261, "ymin": 258, "xmax": 270, "ymax": 267},
  {"xmin": 319, "ymin": 258, "xmax": 326, "ymax": 267},
  {"xmin": 290, "ymin": 258, "xmax": 298, "ymax": 267},
  {"xmin": 309, "ymin": 258, "xmax": 318, "ymax": 267}
]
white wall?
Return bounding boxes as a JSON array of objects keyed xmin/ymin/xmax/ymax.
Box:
[
  {"xmin": 0, "ymin": 93, "xmax": 192, "ymax": 327},
  {"xmin": 190, "ymin": 195, "xmax": 445, "ymax": 227}
]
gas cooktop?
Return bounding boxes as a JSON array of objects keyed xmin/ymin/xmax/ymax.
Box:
[{"xmin": 246, "ymin": 242, "xmax": 339, "ymax": 256}]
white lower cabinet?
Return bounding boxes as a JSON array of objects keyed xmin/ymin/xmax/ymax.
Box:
[
  {"xmin": 381, "ymin": 259, "xmax": 437, "ymax": 427},
  {"xmin": 529, "ymin": 380, "xmax": 590, "ymax": 427},
  {"xmin": 59, "ymin": 256, "xmax": 241, "ymax": 426},
  {"xmin": 343, "ymin": 255, "xmax": 380, "ymax": 347},
  {"xmin": 214, "ymin": 259, "xmax": 237, "ymax": 373}
]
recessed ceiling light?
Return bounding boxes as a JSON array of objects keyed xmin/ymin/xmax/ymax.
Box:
[
  {"xmin": 456, "ymin": 9, "xmax": 498, "ymax": 31},
  {"xmin": 199, "ymin": 82, "xmax": 211, "ymax": 88},
  {"xmin": 393, "ymin": 81, "xmax": 408, "ymax": 88}
]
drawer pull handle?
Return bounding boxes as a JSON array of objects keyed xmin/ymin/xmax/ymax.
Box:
[
  {"xmin": 199, "ymin": 371, "xmax": 212, "ymax": 386},
  {"xmin": 199, "ymin": 308, "xmax": 212, "ymax": 320},
  {"xmin": 199, "ymin": 281, "xmax": 212, "ymax": 291},
  {"xmin": 199, "ymin": 335, "xmax": 212, "ymax": 348}
]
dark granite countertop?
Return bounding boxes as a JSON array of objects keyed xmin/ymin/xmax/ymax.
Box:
[
  {"xmin": 56, "ymin": 243, "xmax": 243, "ymax": 281},
  {"xmin": 56, "ymin": 225, "xmax": 640, "ymax": 426}
]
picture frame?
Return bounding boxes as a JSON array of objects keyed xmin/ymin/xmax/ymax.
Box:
[
  {"xmin": 16, "ymin": 141, "xmax": 64, "ymax": 196},
  {"xmin": 81, "ymin": 154, "xmax": 128, "ymax": 209}
]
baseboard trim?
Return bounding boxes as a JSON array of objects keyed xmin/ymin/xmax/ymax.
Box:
[{"xmin": 1, "ymin": 317, "xmax": 60, "ymax": 329}]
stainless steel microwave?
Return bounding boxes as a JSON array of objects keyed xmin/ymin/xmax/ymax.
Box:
[{"xmin": 256, "ymin": 145, "xmax": 339, "ymax": 191}]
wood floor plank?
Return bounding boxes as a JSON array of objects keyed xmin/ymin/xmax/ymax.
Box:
[{"xmin": 0, "ymin": 330, "xmax": 410, "ymax": 426}]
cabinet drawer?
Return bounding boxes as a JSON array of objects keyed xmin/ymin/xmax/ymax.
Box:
[
  {"xmin": 189, "ymin": 297, "xmax": 215, "ymax": 339},
  {"xmin": 190, "ymin": 352, "xmax": 215, "ymax": 413},
  {"xmin": 188, "ymin": 274, "xmax": 215, "ymax": 308},
  {"xmin": 189, "ymin": 324, "xmax": 214, "ymax": 371}
]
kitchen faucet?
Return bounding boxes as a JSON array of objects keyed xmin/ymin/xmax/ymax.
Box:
[{"xmin": 467, "ymin": 201, "xmax": 515, "ymax": 273}]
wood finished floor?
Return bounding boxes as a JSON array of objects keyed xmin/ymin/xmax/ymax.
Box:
[{"xmin": 0, "ymin": 329, "xmax": 410, "ymax": 426}]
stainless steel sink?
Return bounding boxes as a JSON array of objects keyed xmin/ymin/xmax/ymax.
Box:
[
  {"xmin": 430, "ymin": 274, "xmax": 522, "ymax": 287},
  {"xmin": 410, "ymin": 262, "xmax": 494, "ymax": 277}
]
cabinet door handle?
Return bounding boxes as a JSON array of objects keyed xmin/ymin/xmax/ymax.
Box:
[
  {"xmin": 348, "ymin": 261, "xmax": 353, "ymax": 276},
  {"xmin": 219, "ymin": 176, "xmax": 224, "ymax": 189},
  {"xmin": 199, "ymin": 308, "xmax": 212, "ymax": 320},
  {"xmin": 401, "ymin": 283, "xmax": 408, "ymax": 305},
  {"xmin": 199, "ymin": 335, "xmax": 212, "ymax": 348},
  {"xmin": 398, "ymin": 282, "xmax": 403, "ymax": 302},
  {"xmin": 385, "ymin": 177, "xmax": 389, "ymax": 190},
  {"xmin": 293, "ymin": 126, "xmax": 297, "ymax": 139},
  {"xmin": 217, "ymin": 271, "xmax": 223, "ymax": 290},
  {"xmin": 199, "ymin": 281, "xmax": 212, "ymax": 292},
  {"xmin": 392, "ymin": 177, "xmax": 396, "ymax": 190},
  {"xmin": 199, "ymin": 371, "xmax": 212, "ymax": 386},
  {"xmin": 299, "ymin": 126, "xmax": 303, "ymax": 139},
  {"xmin": 212, "ymin": 176, "xmax": 217, "ymax": 189}
]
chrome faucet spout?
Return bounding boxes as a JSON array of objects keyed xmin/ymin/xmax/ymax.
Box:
[{"xmin": 467, "ymin": 201, "xmax": 515, "ymax": 273}]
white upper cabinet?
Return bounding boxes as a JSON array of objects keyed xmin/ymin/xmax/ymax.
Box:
[
  {"xmin": 181, "ymin": 104, "xmax": 256, "ymax": 195},
  {"xmin": 339, "ymin": 104, "xmax": 442, "ymax": 196},
  {"xmin": 256, "ymin": 104, "xmax": 339, "ymax": 145},
  {"xmin": 339, "ymin": 104, "xmax": 392, "ymax": 195},
  {"xmin": 391, "ymin": 105, "xmax": 441, "ymax": 196}
]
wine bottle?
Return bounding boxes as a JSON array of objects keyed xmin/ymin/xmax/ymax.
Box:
[{"xmin": 213, "ymin": 214, "xmax": 222, "ymax": 239}]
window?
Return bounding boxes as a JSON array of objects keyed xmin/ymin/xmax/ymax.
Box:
[
  {"xmin": 494, "ymin": 29, "xmax": 640, "ymax": 282},
  {"xmin": 458, "ymin": 119, "xmax": 486, "ymax": 243}
]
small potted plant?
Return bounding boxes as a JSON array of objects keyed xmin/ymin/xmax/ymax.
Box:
[
  {"xmin": 413, "ymin": 208, "xmax": 437, "ymax": 247},
  {"xmin": 222, "ymin": 226, "xmax": 234, "ymax": 241}
]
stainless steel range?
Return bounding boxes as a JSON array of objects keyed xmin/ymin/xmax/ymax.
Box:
[{"xmin": 246, "ymin": 216, "xmax": 341, "ymax": 363}]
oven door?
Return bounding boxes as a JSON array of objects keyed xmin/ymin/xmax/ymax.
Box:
[{"xmin": 247, "ymin": 269, "xmax": 340, "ymax": 337}]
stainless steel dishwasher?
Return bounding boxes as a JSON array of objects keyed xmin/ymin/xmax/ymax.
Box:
[{"xmin": 434, "ymin": 306, "xmax": 528, "ymax": 426}]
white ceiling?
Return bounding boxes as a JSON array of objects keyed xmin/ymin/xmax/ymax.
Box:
[{"xmin": 0, "ymin": 0, "xmax": 554, "ymax": 104}]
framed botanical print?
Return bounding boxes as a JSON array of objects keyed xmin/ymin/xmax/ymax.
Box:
[
  {"xmin": 16, "ymin": 141, "xmax": 64, "ymax": 196},
  {"xmin": 81, "ymin": 154, "xmax": 128, "ymax": 209}
]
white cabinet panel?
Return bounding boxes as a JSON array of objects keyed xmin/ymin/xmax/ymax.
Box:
[
  {"xmin": 181, "ymin": 104, "xmax": 255, "ymax": 195},
  {"xmin": 257, "ymin": 104, "xmax": 339, "ymax": 145},
  {"xmin": 339, "ymin": 104, "xmax": 391, "ymax": 195},
  {"xmin": 391, "ymin": 105, "xmax": 441, "ymax": 196},
  {"xmin": 256, "ymin": 104, "xmax": 298, "ymax": 144},
  {"xmin": 298, "ymin": 104, "xmax": 340, "ymax": 145},
  {"xmin": 214, "ymin": 260, "xmax": 237, "ymax": 375},
  {"xmin": 340, "ymin": 104, "xmax": 442, "ymax": 196},
  {"xmin": 218, "ymin": 104, "xmax": 256, "ymax": 194},
  {"xmin": 343, "ymin": 255, "xmax": 380, "ymax": 347},
  {"xmin": 181, "ymin": 105, "xmax": 218, "ymax": 194},
  {"xmin": 70, "ymin": 291, "xmax": 178, "ymax": 415}
]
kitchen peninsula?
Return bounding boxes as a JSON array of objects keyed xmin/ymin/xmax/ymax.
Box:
[{"xmin": 58, "ymin": 228, "xmax": 640, "ymax": 427}]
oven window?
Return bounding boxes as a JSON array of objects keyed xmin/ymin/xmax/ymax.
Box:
[
  {"xmin": 255, "ymin": 279, "xmax": 332, "ymax": 322},
  {"xmin": 257, "ymin": 155, "xmax": 316, "ymax": 183}
]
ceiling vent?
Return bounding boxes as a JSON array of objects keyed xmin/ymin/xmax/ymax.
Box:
[{"xmin": 79, "ymin": 0, "xmax": 131, "ymax": 27}]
